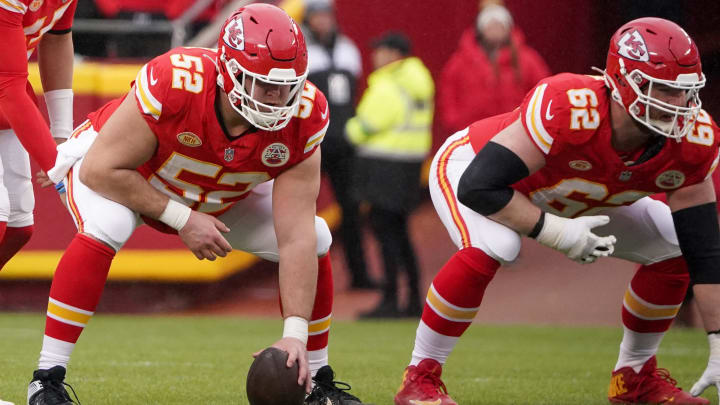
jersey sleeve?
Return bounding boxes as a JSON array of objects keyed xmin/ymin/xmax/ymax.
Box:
[
  {"xmin": 0, "ymin": 0, "xmax": 27, "ymax": 15},
  {"xmin": 693, "ymin": 109, "xmax": 720, "ymax": 180},
  {"xmin": 299, "ymin": 81, "xmax": 330, "ymax": 157},
  {"xmin": 49, "ymin": 0, "xmax": 78, "ymax": 33},
  {"xmin": 519, "ymin": 73, "xmax": 602, "ymax": 155},
  {"xmin": 132, "ymin": 53, "xmax": 175, "ymax": 131}
]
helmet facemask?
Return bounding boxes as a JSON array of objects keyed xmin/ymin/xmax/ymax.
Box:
[
  {"xmin": 220, "ymin": 49, "xmax": 307, "ymax": 131},
  {"xmin": 619, "ymin": 59, "xmax": 705, "ymax": 138}
]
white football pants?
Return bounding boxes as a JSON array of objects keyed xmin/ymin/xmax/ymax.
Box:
[{"xmin": 0, "ymin": 129, "xmax": 34, "ymax": 227}]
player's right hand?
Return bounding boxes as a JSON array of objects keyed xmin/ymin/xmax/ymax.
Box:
[
  {"xmin": 178, "ymin": 211, "xmax": 232, "ymax": 261},
  {"xmin": 254, "ymin": 337, "xmax": 311, "ymax": 393},
  {"xmin": 535, "ymin": 213, "xmax": 616, "ymax": 264},
  {"xmin": 690, "ymin": 334, "xmax": 720, "ymax": 402}
]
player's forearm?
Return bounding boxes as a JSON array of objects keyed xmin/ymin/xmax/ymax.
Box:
[
  {"xmin": 0, "ymin": 78, "xmax": 57, "ymax": 171},
  {"xmin": 80, "ymin": 165, "xmax": 170, "ymax": 219},
  {"xmin": 38, "ymin": 33, "xmax": 74, "ymax": 92},
  {"xmin": 488, "ymin": 191, "xmax": 543, "ymax": 235},
  {"xmin": 278, "ymin": 239, "xmax": 317, "ymax": 321}
]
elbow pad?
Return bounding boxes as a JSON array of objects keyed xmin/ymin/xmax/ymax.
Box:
[
  {"xmin": 457, "ymin": 141, "xmax": 529, "ymax": 216},
  {"xmin": 673, "ymin": 203, "xmax": 720, "ymax": 284}
]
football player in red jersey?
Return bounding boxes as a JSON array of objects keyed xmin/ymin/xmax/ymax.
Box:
[
  {"xmin": 395, "ymin": 18, "xmax": 720, "ymax": 405},
  {"xmin": 26, "ymin": 4, "xmax": 366, "ymax": 405},
  {"xmin": 0, "ymin": 0, "xmax": 77, "ymax": 271}
]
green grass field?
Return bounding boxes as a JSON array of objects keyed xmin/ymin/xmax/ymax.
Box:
[{"xmin": 0, "ymin": 313, "xmax": 715, "ymax": 405}]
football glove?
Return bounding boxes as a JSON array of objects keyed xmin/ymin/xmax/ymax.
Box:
[
  {"xmin": 535, "ymin": 213, "xmax": 616, "ymax": 264},
  {"xmin": 690, "ymin": 333, "xmax": 720, "ymax": 402}
]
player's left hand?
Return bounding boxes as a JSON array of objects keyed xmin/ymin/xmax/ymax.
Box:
[
  {"xmin": 35, "ymin": 170, "xmax": 53, "ymax": 187},
  {"xmin": 253, "ymin": 337, "xmax": 311, "ymax": 393},
  {"xmin": 690, "ymin": 334, "xmax": 720, "ymax": 402}
]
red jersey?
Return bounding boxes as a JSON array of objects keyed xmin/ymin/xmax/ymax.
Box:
[
  {"xmin": 89, "ymin": 47, "xmax": 329, "ymax": 216},
  {"xmin": 0, "ymin": 0, "xmax": 77, "ymax": 59},
  {"xmin": 469, "ymin": 73, "xmax": 720, "ymax": 218}
]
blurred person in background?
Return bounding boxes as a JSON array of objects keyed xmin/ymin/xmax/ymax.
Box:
[
  {"xmin": 346, "ymin": 32, "xmax": 434, "ymax": 318},
  {"xmin": 437, "ymin": 0, "xmax": 550, "ymax": 137},
  {"xmin": 27, "ymin": 4, "xmax": 367, "ymax": 404},
  {"xmin": 0, "ymin": 0, "xmax": 77, "ymax": 272},
  {"xmin": 395, "ymin": 17, "xmax": 720, "ymax": 405},
  {"xmin": 301, "ymin": 0, "xmax": 374, "ymax": 290}
]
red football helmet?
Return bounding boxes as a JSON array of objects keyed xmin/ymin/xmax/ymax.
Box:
[
  {"xmin": 217, "ymin": 3, "xmax": 308, "ymax": 131},
  {"xmin": 602, "ymin": 17, "xmax": 705, "ymax": 138}
]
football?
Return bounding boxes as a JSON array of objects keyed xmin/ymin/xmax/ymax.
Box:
[{"xmin": 246, "ymin": 347, "xmax": 306, "ymax": 405}]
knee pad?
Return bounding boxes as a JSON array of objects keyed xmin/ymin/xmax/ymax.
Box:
[{"xmin": 315, "ymin": 216, "xmax": 332, "ymax": 256}]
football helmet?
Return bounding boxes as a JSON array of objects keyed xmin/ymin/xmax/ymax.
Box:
[
  {"xmin": 602, "ymin": 17, "xmax": 705, "ymax": 138},
  {"xmin": 217, "ymin": 3, "xmax": 308, "ymax": 131}
]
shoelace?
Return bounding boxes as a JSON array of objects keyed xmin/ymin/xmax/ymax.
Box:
[
  {"xmin": 652, "ymin": 368, "xmax": 680, "ymax": 392},
  {"xmin": 41, "ymin": 379, "xmax": 82, "ymax": 405},
  {"xmin": 311, "ymin": 376, "xmax": 360, "ymax": 401},
  {"xmin": 627, "ymin": 367, "xmax": 682, "ymax": 401},
  {"xmin": 410, "ymin": 370, "xmax": 448, "ymax": 397}
]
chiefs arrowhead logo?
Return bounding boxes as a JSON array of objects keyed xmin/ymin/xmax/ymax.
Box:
[
  {"xmin": 617, "ymin": 29, "xmax": 649, "ymax": 62},
  {"xmin": 223, "ymin": 16, "xmax": 245, "ymax": 51}
]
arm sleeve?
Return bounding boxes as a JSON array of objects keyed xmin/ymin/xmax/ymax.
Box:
[
  {"xmin": 673, "ymin": 203, "xmax": 720, "ymax": 284},
  {"xmin": 0, "ymin": 11, "xmax": 57, "ymax": 171},
  {"xmin": 457, "ymin": 141, "xmax": 530, "ymax": 216}
]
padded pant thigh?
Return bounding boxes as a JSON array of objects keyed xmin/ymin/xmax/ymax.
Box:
[
  {"xmin": 593, "ymin": 197, "xmax": 680, "ymax": 265},
  {"xmin": 429, "ymin": 131, "xmax": 522, "ymax": 264},
  {"xmin": 66, "ymin": 158, "xmax": 138, "ymax": 251},
  {"xmin": 219, "ymin": 181, "xmax": 333, "ymax": 263},
  {"xmin": 0, "ymin": 130, "xmax": 33, "ymax": 226}
]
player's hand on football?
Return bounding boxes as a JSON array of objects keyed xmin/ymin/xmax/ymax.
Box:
[
  {"xmin": 535, "ymin": 213, "xmax": 616, "ymax": 264},
  {"xmin": 178, "ymin": 211, "xmax": 232, "ymax": 261},
  {"xmin": 690, "ymin": 334, "xmax": 720, "ymax": 402},
  {"xmin": 254, "ymin": 337, "xmax": 311, "ymax": 393}
]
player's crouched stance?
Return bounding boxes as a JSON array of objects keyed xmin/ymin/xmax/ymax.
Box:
[
  {"xmin": 395, "ymin": 18, "xmax": 720, "ymax": 405},
  {"xmin": 26, "ymin": 4, "xmax": 366, "ymax": 405}
]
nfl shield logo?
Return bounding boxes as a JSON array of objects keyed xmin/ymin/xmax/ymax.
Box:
[
  {"xmin": 619, "ymin": 171, "xmax": 633, "ymax": 182},
  {"xmin": 224, "ymin": 147, "xmax": 234, "ymax": 162}
]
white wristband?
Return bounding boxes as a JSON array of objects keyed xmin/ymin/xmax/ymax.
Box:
[
  {"xmin": 158, "ymin": 199, "xmax": 192, "ymax": 231},
  {"xmin": 282, "ymin": 316, "xmax": 308, "ymax": 345},
  {"xmin": 44, "ymin": 89, "xmax": 74, "ymax": 139}
]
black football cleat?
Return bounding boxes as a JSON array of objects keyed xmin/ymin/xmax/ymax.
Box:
[
  {"xmin": 27, "ymin": 366, "xmax": 80, "ymax": 405},
  {"xmin": 305, "ymin": 365, "xmax": 367, "ymax": 405}
]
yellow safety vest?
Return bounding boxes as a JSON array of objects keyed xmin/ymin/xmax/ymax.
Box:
[{"xmin": 346, "ymin": 56, "xmax": 434, "ymax": 161}]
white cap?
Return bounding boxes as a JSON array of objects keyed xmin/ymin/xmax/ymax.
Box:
[
  {"xmin": 477, "ymin": 4, "xmax": 513, "ymax": 31},
  {"xmin": 304, "ymin": 0, "xmax": 334, "ymax": 14}
]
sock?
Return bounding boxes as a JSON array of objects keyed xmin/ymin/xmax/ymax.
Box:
[
  {"xmin": 0, "ymin": 224, "xmax": 31, "ymax": 270},
  {"xmin": 308, "ymin": 253, "xmax": 333, "ymax": 377},
  {"xmin": 38, "ymin": 234, "xmax": 115, "ymax": 370},
  {"xmin": 615, "ymin": 257, "xmax": 688, "ymax": 372},
  {"xmin": 410, "ymin": 247, "xmax": 499, "ymax": 366}
]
